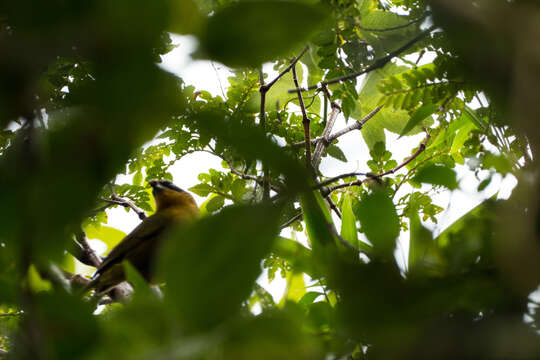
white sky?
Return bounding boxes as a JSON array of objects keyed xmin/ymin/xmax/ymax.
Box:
[{"xmin": 92, "ymin": 34, "xmax": 517, "ymax": 304}]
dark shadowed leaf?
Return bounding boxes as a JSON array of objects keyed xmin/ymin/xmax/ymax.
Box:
[
  {"xmin": 159, "ymin": 203, "xmax": 282, "ymax": 331},
  {"xmin": 198, "ymin": 1, "xmax": 328, "ymax": 67},
  {"xmin": 408, "ymin": 210, "xmax": 432, "ymax": 272}
]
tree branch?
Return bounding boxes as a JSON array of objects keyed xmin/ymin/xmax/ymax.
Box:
[
  {"xmin": 289, "ymin": 26, "xmax": 436, "ymax": 93},
  {"xmin": 218, "ymin": 152, "xmax": 282, "ymax": 193},
  {"xmin": 69, "ymin": 230, "xmax": 103, "ymax": 268},
  {"xmin": 259, "ymin": 68, "xmax": 270, "ymax": 201},
  {"xmin": 325, "ymin": 106, "xmax": 382, "ymax": 143},
  {"xmin": 0, "ymin": 312, "xmax": 22, "ymax": 318},
  {"xmin": 321, "ymin": 129, "xmax": 431, "ymax": 194},
  {"xmin": 326, "ymin": 197, "xmax": 342, "ymax": 219},
  {"xmin": 292, "ymin": 106, "xmax": 382, "ymax": 147},
  {"xmin": 106, "ymin": 184, "xmax": 147, "ymax": 220},
  {"xmin": 280, "ymin": 210, "xmax": 303, "ymax": 229},
  {"xmin": 312, "ymin": 85, "xmax": 341, "ymax": 168},
  {"xmin": 377, "ymin": 129, "xmax": 431, "ymax": 177},
  {"xmin": 292, "ymin": 64, "xmax": 313, "ymax": 170},
  {"xmin": 315, "ymin": 172, "xmax": 367, "ymax": 189}
]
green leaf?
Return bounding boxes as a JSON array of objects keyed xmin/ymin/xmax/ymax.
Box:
[
  {"xmin": 483, "ymin": 153, "xmax": 513, "ymax": 175},
  {"xmin": 133, "ymin": 171, "xmax": 143, "ymax": 186},
  {"xmin": 408, "ymin": 210, "xmax": 432, "ymax": 272},
  {"xmin": 326, "ymin": 144, "xmax": 348, "ymax": 162},
  {"xmin": 355, "ymin": 189, "xmax": 399, "ymax": 256},
  {"xmin": 198, "ymin": 1, "xmax": 328, "ymax": 67},
  {"xmin": 399, "ymin": 103, "xmax": 438, "ymax": 137},
  {"xmin": 272, "ymin": 237, "xmax": 317, "ymax": 277},
  {"xmin": 450, "ymin": 111, "xmax": 478, "ymax": 154},
  {"xmin": 231, "ymin": 178, "xmax": 247, "ymax": 200},
  {"xmin": 298, "ymin": 291, "xmax": 322, "ymax": 309},
  {"xmin": 280, "ymin": 272, "xmax": 306, "ymax": 305},
  {"xmin": 206, "ymin": 195, "xmax": 225, "ymax": 213},
  {"xmin": 189, "ymin": 183, "xmax": 213, "ymax": 197},
  {"xmin": 340, "ymin": 193, "xmax": 359, "ymax": 248},
  {"xmin": 84, "ymin": 225, "xmax": 127, "ymax": 254},
  {"xmin": 354, "ymin": 65, "xmax": 414, "ymax": 150},
  {"xmin": 477, "ymin": 176, "xmax": 492, "ymax": 191},
  {"xmin": 159, "ymin": 203, "xmax": 282, "ymax": 331},
  {"xmin": 299, "ymin": 191, "xmax": 336, "ymax": 249},
  {"xmin": 413, "ymin": 164, "xmax": 458, "ymax": 190}
]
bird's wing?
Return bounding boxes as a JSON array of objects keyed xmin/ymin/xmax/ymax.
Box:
[{"xmin": 95, "ymin": 213, "xmax": 171, "ymax": 276}]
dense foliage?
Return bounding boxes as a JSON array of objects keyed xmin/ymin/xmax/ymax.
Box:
[{"xmin": 1, "ymin": 0, "xmax": 540, "ymax": 358}]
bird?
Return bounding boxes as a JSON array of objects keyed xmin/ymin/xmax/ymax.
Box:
[{"xmin": 87, "ymin": 179, "xmax": 199, "ymax": 294}]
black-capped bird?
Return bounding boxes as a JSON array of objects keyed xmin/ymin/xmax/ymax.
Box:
[{"xmin": 87, "ymin": 179, "xmax": 199, "ymax": 294}]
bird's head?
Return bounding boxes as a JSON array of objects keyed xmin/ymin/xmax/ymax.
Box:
[{"xmin": 148, "ymin": 179, "xmax": 198, "ymax": 214}]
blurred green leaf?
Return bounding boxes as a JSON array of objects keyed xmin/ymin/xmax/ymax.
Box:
[
  {"xmin": 159, "ymin": 203, "xmax": 282, "ymax": 331},
  {"xmin": 408, "ymin": 209, "xmax": 432, "ymax": 272},
  {"xmin": 168, "ymin": 0, "xmax": 204, "ymax": 35},
  {"xmin": 15, "ymin": 291, "xmax": 98, "ymax": 359},
  {"xmin": 272, "ymin": 237, "xmax": 317, "ymax": 277},
  {"xmin": 298, "ymin": 291, "xmax": 322, "ymax": 309},
  {"xmin": 198, "ymin": 1, "xmax": 328, "ymax": 67}
]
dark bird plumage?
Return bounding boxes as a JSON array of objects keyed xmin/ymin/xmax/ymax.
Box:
[{"xmin": 88, "ymin": 179, "xmax": 199, "ymax": 294}]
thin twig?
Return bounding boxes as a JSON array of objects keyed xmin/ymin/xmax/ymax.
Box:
[
  {"xmin": 326, "ymin": 197, "xmax": 342, "ymax": 219},
  {"xmin": 211, "ymin": 61, "xmax": 227, "ymax": 99},
  {"xmin": 325, "ymin": 106, "xmax": 382, "ymax": 144},
  {"xmin": 280, "ymin": 211, "xmax": 303, "ymax": 229},
  {"xmin": 218, "ymin": 152, "xmax": 282, "ymax": 193},
  {"xmin": 0, "ymin": 349, "xmax": 7, "ymax": 357},
  {"xmin": 377, "ymin": 130, "xmax": 431, "ymax": 176},
  {"xmin": 91, "ymin": 203, "xmax": 114, "ymax": 214},
  {"xmin": 322, "ymin": 130, "xmax": 431, "ymax": 194},
  {"xmin": 259, "ymin": 68, "xmax": 271, "ymax": 201},
  {"xmin": 289, "ymin": 26, "xmax": 436, "ymax": 93},
  {"xmin": 107, "ymin": 184, "xmax": 147, "ymax": 220},
  {"xmin": 315, "ymin": 172, "xmax": 367, "ymax": 189},
  {"xmin": 323, "ymin": 180, "xmax": 364, "ymax": 194},
  {"xmin": 0, "ymin": 312, "xmax": 22, "ymax": 318},
  {"xmin": 292, "ymin": 64, "xmax": 313, "ymax": 170},
  {"xmin": 262, "ymin": 46, "xmax": 309, "ymax": 91},
  {"xmin": 292, "ymin": 106, "xmax": 382, "ymax": 147}
]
